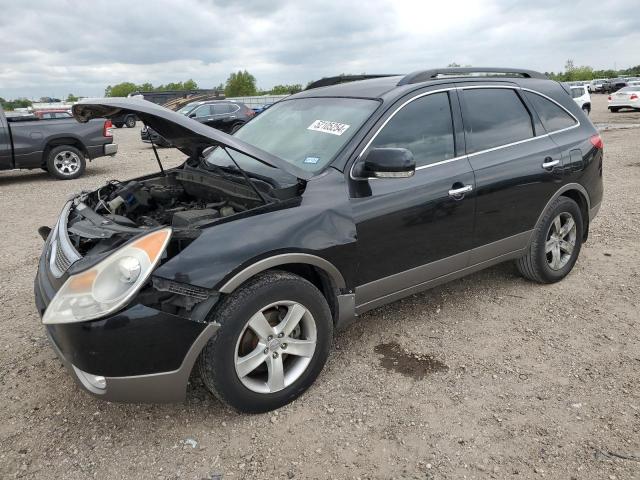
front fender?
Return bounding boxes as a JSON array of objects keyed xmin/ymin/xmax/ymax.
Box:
[{"xmin": 153, "ymin": 168, "xmax": 358, "ymax": 292}]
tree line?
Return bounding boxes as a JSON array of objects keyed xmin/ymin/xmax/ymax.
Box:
[
  {"xmin": 546, "ymin": 60, "xmax": 639, "ymax": 82},
  {"xmin": 103, "ymin": 72, "xmax": 303, "ymax": 98}
]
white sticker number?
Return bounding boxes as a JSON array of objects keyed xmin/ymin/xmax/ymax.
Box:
[{"xmin": 307, "ymin": 120, "xmax": 350, "ymax": 136}]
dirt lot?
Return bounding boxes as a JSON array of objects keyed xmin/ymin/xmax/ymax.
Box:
[{"xmin": 1, "ymin": 94, "xmax": 638, "ymax": 480}]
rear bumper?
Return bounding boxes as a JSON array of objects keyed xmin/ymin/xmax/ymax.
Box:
[
  {"xmin": 608, "ymin": 101, "xmax": 640, "ymax": 109},
  {"xmin": 86, "ymin": 143, "xmax": 118, "ymax": 159}
]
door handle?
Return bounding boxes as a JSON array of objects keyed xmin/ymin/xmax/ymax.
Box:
[
  {"xmin": 542, "ymin": 158, "xmax": 560, "ymax": 169},
  {"xmin": 448, "ymin": 184, "xmax": 473, "ymax": 198}
]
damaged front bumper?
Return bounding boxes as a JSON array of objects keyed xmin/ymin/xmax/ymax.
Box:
[
  {"xmin": 40, "ymin": 314, "xmax": 219, "ymax": 403},
  {"xmin": 34, "ymin": 206, "xmax": 220, "ymax": 403}
]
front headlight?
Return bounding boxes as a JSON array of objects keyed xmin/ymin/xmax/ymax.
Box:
[{"xmin": 43, "ymin": 228, "xmax": 172, "ymax": 325}]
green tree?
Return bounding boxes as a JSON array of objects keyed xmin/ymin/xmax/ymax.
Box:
[
  {"xmin": 269, "ymin": 84, "xmax": 302, "ymax": 95},
  {"xmin": 104, "ymin": 82, "xmax": 138, "ymax": 97},
  {"xmin": 66, "ymin": 93, "xmax": 79, "ymax": 102},
  {"xmin": 182, "ymin": 78, "xmax": 198, "ymax": 90},
  {"xmin": 224, "ymin": 70, "xmax": 257, "ymax": 97}
]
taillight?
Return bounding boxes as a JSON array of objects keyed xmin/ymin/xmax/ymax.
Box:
[
  {"xmin": 607, "ymin": 95, "xmax": 611, "ymax": 101},
  {"xmin": 590, "ymin": 134, "xmax": 603, "ymax": 150},
  {"xmin": 631, "ymin": 94, "xmax": 638, "ymax": 100},
  {"xmin": 245, "ymin": 106, "xmax": 255, "ymax": 117},
  {"xmin": 103, "ymin": 120, "xmax": 113, "ymax": 137}
]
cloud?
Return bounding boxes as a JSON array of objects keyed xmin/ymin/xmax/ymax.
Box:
[{"xmin": 0, "ymin": 0, "xmax": 638, "ymax": 99}]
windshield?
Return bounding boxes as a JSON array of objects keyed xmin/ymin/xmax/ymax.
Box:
[
  {"xmin": 205, "ymin": 97, "xmax": 379, "ymax": 174},
  {"xmin": 177, "ymin": 102, "xmax": 201, "ymax": 115}
]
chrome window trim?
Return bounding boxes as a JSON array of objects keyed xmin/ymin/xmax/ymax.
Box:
[{"xmin": 349, "ymin": 84, "xmax": 581, "ymax": 180}]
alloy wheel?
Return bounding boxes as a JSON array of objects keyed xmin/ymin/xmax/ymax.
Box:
[
  {"xmin": 53, "ymin": 151, "xmax": 80, "ymax": 176},
  {"xmin": 545, "ymin": 212, "xmax": 577, "ymax": 270},
  {"xmin": 234, "ymin": 301, "xmax": 317, "ymax": 394}
]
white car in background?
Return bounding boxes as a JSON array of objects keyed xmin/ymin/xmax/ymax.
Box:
[
  {"xmin": 608, "ymin": 85, "xmax": 640, "ymax": 112},
  {"xmin": 588, "ymin": 78, "xmax": 608, "ymax": 93},
  {"xmin": 569, "ymin": 85, "xmax": 591, "ymax": 115}
]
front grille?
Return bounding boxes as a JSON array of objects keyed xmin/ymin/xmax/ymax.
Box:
[
  {"xmin": 48, "ymin": 202, "xmax": 82, "ymax": 278},
  {"xmin": 54, "ymin": 242, "xmax": 72, "ymax": 272}
]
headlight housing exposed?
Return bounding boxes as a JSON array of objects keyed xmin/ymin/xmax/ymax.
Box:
[{"xmin": 43, "ymin": 228, "xmax": 172, "ymax": 325}]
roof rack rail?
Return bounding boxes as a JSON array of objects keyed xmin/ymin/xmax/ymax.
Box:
[
  {"xmin": 398, "ymin": 67, "xmax": 547, "ymax": 85},
  {"xmin": 305, "ymin": 74, "xmax": 400, "ymax": 90}
]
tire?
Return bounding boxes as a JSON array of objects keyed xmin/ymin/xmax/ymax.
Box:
[
  {"xmin": 198, "ymin": 270, "xmax": 333, "ymax": 413},
  {"xmin": 46, "ymin": 145, "xmax": 86, "ymax": 180},
  {"xmin": 230, "ymin": 122, "xmax": 244, "ymax": 134},
  {"xmin": 516, "ymin": 196, "xmax": 583, "ymax": 284},
  {"xmin": 582, "ymin": 105, "xmax": 590, "ymax": 116},
  {"xmin": 113, "ymin": 123, "xmax": 124, "ymax": 128},
  {"xmin": 610, "ymin": 107, "xmax": 620, "ymax": 113},
  {"xmin": 125, "ymin": 116, "xmax": 136, "ymax": 128}
]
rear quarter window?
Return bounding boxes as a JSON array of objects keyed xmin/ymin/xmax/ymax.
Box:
[
  {"xmin": 462, "ymin": 88, "xmax": 534, "ymax": 153},
  {"xmin": 523, "ymin": 91, "xmax": 578, "ymax": 133}
]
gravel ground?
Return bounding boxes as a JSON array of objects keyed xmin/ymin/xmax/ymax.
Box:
[{"xmin": 1, "ymin": 95, "xmax": 639, "ymax": 480}]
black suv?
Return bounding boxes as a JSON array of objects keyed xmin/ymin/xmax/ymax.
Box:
[
  {"xmin": 35, "ymin": 68, "xmax": 603, "ymax": 413},
  {"xmin": 141, "ymin": 100, "xmax": 254, "ymax": 147}
]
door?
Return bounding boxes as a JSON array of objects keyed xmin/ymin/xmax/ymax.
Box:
[
  {"xmin": 350, "ymin": 89, "xmax": 476, "ymax": 307},
  {"xmin": 458, "ymin": 86, "xmax": 564, "ymax": 258}
]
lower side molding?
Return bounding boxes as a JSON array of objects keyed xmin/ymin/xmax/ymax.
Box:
[{"xmin": 354, "ymin": 231, "xmax": 531, "ymax": 315}]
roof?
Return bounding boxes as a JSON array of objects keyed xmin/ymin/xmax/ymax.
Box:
[
  {"xmin": 293, "ymin": 75, "xmax": 404, "ymax": 99},
  {"xmin": 292, "ymin": 68, "xmax": 549, "ymax": 100}
]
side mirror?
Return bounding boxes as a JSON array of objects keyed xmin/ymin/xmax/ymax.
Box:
[
  {"xmin": 353, "ymin": 147, "xmax": 415, "ymax": 179},
  {"xmin": 189, "ymin": 113, "xmax": 197, "ymax": 118}
]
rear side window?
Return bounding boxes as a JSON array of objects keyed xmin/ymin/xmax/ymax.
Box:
[
  {"xmin": 524, "ymin": 91, "xmax": 577, "ymax": 133},
  {"xmin": 463, "ymin": 89, "xmax": 533, "ymax": 153},
  {"xmin": 570, "ymin": 88, "xmax": 584, "ymax": 98},
  {"xmin": 370, "ymin": 92, "xmax": 455, "ymax": 167}
]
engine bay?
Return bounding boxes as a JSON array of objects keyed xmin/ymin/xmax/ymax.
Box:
[{"xmin": 66, "ymin": 168, "xmax": 289, "ymax": 256}]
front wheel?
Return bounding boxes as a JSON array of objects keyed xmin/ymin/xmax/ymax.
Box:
[
  {"xmin": 125, "ymin": 116, "xmax": 136, "ymax": 128},
  {"xmin": 609, "ymin": 107, "xmax": 620, "ymax": 113},
  {"xmin": 516, "ymin": 196, "xmax": 583, "ymax": 284},
  {"xmin": 198, "ymin": 271, "xmax": 333, "ymax": 413}
]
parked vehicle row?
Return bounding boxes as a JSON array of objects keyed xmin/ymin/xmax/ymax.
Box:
[
  {"xmin": 0, "ymin": 106, "xmax": 117, "ymax": 180},
  {"xmin": 35, "ymin": 68, "xmax": 603, "ymax": 413},
  {"xmin": 141, "ymin": 100, "xmax": 255, "ymax": 147}
]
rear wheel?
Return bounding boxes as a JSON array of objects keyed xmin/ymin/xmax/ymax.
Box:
[
  {"xmin": 610, "ymin": 107, "xmax": 620, "ymax": 113},
  {"xmin": 582, "ymin": 105, "xmax": 590, "ymax": 115},
  {"xmin": 113, "ymin": 123, "xmax": 124, "ymax": 128},
  {"xmin": 230, "ymin": 122, "xmax": 244, "ymax": 134},
  {"xmin": 516, "ymin": 196, "xmax": 583, "ymax": 284},
  {"xmin": 198, "ymin": 271, "xmax": 333, "ymax": 413},
  {"xmin": 46, "ymin": 146, "xmax": 86, "ymax": 180},
  {"xmin": 125, "ymin": 116, "xmax": 136, "ymax": 128}
]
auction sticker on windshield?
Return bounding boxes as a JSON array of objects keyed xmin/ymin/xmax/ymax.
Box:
[{"xmin": 307, "ymin": 120, "xmax": 350, "ymax": 136}]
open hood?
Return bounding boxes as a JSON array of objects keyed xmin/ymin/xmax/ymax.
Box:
[{"xmin": 72, "ymin": 97, "xmax": 313, "ymax": 181}]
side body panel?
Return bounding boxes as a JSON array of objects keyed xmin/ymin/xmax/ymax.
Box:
[
  {"xmin": 0, "ymin": 108, "xmax": 12, "ymax": 169},
  {"xmin": 153, "ymin": 168, "xmax": 359, "ymax": 292}
]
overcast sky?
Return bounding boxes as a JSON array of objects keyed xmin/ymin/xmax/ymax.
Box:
[{"xmin": 0, "ymin": 0, "xmax": 638, "ymax": 99}]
